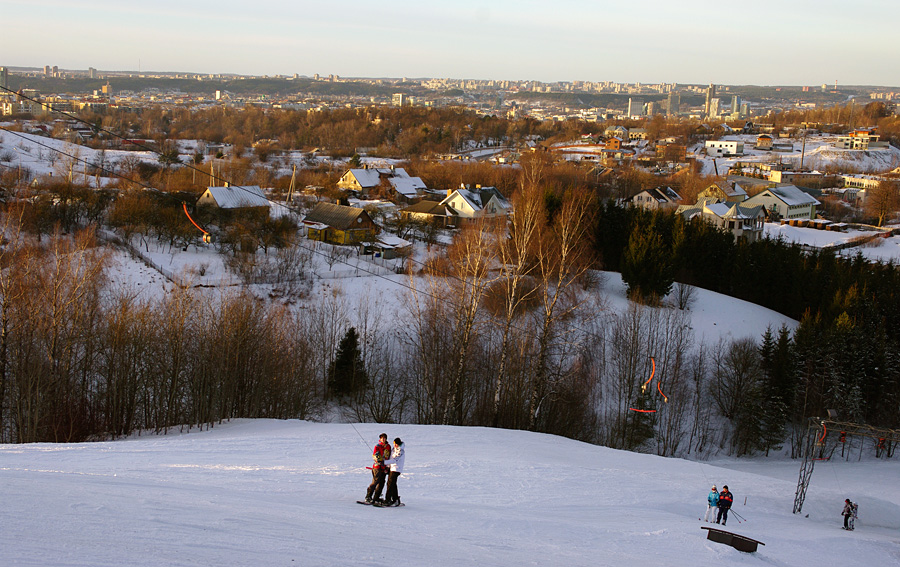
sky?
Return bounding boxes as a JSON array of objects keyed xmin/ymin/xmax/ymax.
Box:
[{"xmin": 3, "ymin": 0, "xmax": 900, "ymax": 85}]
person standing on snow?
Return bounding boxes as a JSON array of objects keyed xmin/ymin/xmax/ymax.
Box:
[
  {"xmin": 382, "ymin": 437, "xmax": 405, "ymax": 506},
  {"xmin": 365, "ymin": 433, "xmax": 391, "ymax": 503},
  {"xmin": 704, "ymin": 486, "xmax": 719, "ymax": 522},
  {"xmin": 842, "ymin": 499, "xmax": 854, "ymax": 530},
  {"xmin": 716, "ymin": 485, "xmax": 733, "ymax": 526}
]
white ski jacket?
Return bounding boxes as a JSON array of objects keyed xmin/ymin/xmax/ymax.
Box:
[{"xmin": 384, "ymin": 444, "xmax": 405, "ymax": 473}]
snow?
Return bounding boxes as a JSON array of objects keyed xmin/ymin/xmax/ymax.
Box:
[{"xmin": 2, "ymin": 420, "xmax": 897, "ymax": 567}]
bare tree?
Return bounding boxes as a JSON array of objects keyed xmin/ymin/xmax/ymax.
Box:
[{"xmin": 529, "ymin": 189, "xmax": 595, "ymax": 430}]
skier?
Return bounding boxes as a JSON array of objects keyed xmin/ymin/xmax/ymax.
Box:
[
  {"xmin": 716, "ymin": 485, "xmax": 733, "ymax": 526},
  {"xmin": 364, "ymin": 433, "xmax": 391, "ymax": 504},
  {"xmin": 704, "ymin": 486, "xmax": 719, "ymax": 522},
  {"xmin": 382, "ymin": 437, "xmax": 405, "ymax": 507},
  {"xmin": 842, "ymin": 499, "xmax": 854, "ymax": 530}
]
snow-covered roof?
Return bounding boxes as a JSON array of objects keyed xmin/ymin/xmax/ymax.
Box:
[
  {"xmin": 202, "ymin": 185, "xmax": 269, "ymax": 209},
  {"xmin": 764, "ymin": 185, "xmax": 821, "ymax": 206},
  {"xmin": 376, "ymin": 234, "xmax": 411, "ymax": 249},
  {"xmin": 389, "ymin": 176, "xmax": 427, "ymax": 197},
  {"xmin": 344, "ymin": 167, "xmax": 411, "ymax": 188}
]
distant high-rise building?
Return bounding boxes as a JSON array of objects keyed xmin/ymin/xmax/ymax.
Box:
[
  {"xmin": 0, "ymin": 67, "xmax": 8, "ymax": 90},
  {"xmin": 740, "ymin": 102, "xmax": 751, "ymax": 118},
  {"xmin": 392, "ymin": 93, "xmax": 408, "ymax": 107},
  {"xmin": 705, "ymin": 83, "xmax": 716, "ymax": 117},
  {"xmin": 667, "ymin": 91, "xmax": 680, "ymax": 116},
  {"xmin": 646, "ymin": 101, "xmax": 658, "ymax": 116},
  {"xmin": 709, "ymin": 98, "xmax": 720, "ymax": 117},
  {"xmin": 731, "ymin": 95, "xmax": 741, "ymax": 114},
  {"xmin": 89, "ymin": 67, "xmax": 97, "ymax": 79},
  {"xmin": 43, "ymin": 65, "xmax": 51, "ymax": 76}
]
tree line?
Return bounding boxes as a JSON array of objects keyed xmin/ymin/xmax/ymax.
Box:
[{"xmin": 2, "ymin": 167, "xmax": 898, "ymax": 459}]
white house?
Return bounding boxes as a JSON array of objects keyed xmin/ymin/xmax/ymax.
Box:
[
  {"xmin": 744, "ymin": 184, "xmax": 819, "ymax": 220},
  {"xmin": 676, "ymin": 200, "xmax": 766, "ymax": 244},
  {"xmin": 440, "ymin": 185, "xmax": 512, "ymax": 221},
  {"xmin": 705, "ymin": 140, "xmax": 745, "ymax": 157}
]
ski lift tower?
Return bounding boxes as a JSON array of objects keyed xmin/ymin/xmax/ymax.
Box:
[{"xmin": 793, "ymin": 410, "xmax": 900, "ymax": 514}]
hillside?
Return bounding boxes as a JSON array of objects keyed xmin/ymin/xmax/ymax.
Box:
[{"xmin": 2, "ymin": 420, "xmax": 898, "ymax": 566}]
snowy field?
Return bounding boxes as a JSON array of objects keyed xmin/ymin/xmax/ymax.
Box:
[{"xmin": 2, "ymin": 420, "xmax": 898, "ymax": 567}]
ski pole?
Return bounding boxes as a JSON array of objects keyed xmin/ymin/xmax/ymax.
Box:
[{"xmin": 731, "ymin": 510, "xmax": 747, "ymax": 522}]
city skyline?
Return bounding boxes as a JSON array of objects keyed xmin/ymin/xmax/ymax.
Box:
[{"xmin": 5, "ymin": 0, "xmax": 900, "ymax": 86}]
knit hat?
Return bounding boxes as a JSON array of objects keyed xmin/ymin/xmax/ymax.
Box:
[{"xmin": 711, "ymin": 486, "xmax": 717, "ymax": 491}]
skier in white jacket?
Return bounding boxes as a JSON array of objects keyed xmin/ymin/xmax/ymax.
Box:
[{"xmin": 383, "ymin": 438, "xmax": 405, "ymax": 506}]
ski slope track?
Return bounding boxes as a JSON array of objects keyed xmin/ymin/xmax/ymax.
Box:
[{"xmin": 2, "ymin": 420, "xmax": 898, "ymax": 566}]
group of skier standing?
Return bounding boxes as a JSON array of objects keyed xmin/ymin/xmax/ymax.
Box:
[
  {"xmin": 364, "ymin": 433, "xmax": 405, "ymax": 506},
  {"xmin": 703, "ymin": 485, "xmax": 734, "ymax": 525}
]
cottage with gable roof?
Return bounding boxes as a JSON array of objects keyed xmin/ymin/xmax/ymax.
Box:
[
  {"xmin": 303, "ymin": 202, "xmax": 378, "ymax": 245},
  {"xmin": 198, "ymin": 184, "xmax": 270, "ymax": 211},
  {"xmin": 744, "ymin": 184, "xmax": 820, "ymax": 220},
  {"xmin": 337, "ymin": 165, "xmax": 427, "ymax": 202},
  {"xmin": 440, "ymin": 185, "xmax": 512, "ymax": 222},
  {"xmin": 625, "ymin": 186, "xmax": 682, "ymax": 211},
  {"xmin": 698, "ymin": 181, "xmax": 748, "ymax": 203}
]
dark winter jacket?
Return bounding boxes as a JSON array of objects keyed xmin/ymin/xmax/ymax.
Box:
[
  {"xmin": 372, "ymin": 441, "xmax": 391, "ymax": 470},
  {"xmin": 842, "ymin": 502, "xmax": 853, "ymax": 516},
  {"xmin": 718, "ymin": 490, "xmax": 733, "ymax": 509}
]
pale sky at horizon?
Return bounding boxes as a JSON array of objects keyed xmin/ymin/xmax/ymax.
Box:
[{"xmin": 4, "ymin": 0, "xmax": 899, "ymax": 86}]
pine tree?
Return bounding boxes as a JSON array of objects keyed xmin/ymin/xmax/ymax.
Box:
[
  {"xmin": 620, "ymin": 219, "xmax": 674, "ymax": 304},
  {"xmin": 328, "ymin": 327, "xmax": 367, "ymax": 398}
]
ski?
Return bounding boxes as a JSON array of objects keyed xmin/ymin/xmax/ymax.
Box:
[
  {"xmin": 357, "ymin": 500, "xmax": 375, "ymax": 506},
  {"xmin": 373, "ymin": 502, "xmax": 405, "ymax": 508}
]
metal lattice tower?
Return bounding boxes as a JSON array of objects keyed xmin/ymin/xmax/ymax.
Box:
[{"xmin": 793, "ymin": 417, "xmax": 900, "ymax": 514}]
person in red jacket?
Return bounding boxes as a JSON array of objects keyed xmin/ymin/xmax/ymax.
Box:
[
  {"xmin": 716, "ymin": 485, "xmax": 734, "ymax": 526},
  {"xmin": 365, "ymin": 433, "xmax": 391, "ymax": 503}
]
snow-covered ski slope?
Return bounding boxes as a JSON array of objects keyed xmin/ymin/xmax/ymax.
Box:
[{"xmin": 3, "ymin": 420, "xmax": 898, "ymax": 566}]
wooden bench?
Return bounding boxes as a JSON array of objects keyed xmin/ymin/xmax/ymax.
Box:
[{"xmin": 701, "ymin": 526, "xmax": 766, "ymax": 553}]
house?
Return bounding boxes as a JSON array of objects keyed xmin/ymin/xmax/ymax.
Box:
[
  {"xmin": 604, "ymin": 125, "xmax": 628, "ymax": 139},
  {"xmin": 705, "ymin": 140, "xmax": 745, "ymax": 157},
  {"xmin": 744, "ymin": 184, "xmax": 819, "ymax": 220},
  {"xmin": 440, "ymin": 185, "xmax": 512, "ymax": 222},
  {"xmin": 302, "ymin": 202, "xmax": 379, "ymax": 245},
  {"xmin": 625, "ymin": 186, "xmax": 682, "ymax": 211},
  {"xmin": 676, "ymin": 200, "xmax": 767, "ymax": 244},
  {"xmin": 834, "ymin": 127, "xmax": 890, "ymax": 150},
  {"xmin": 400, "ymin": 199, "xmax": 457, "ymax": 227},
  {"xmin": 698, "ymin": 182, "xmax": 748, "ymax": 203},
  {"xmin": 197, "ymin": 185, "xmax": 270, "ymax": 211},
  {"xmin": 337, "ymin": 165, "xmax": 427, "ymax": 201}
]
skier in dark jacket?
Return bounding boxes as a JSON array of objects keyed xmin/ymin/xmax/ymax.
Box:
[
  {"xmin": 365, "ymin": 433, "xmax": 391, "ymax": 503},
  {"xmin": 716, "ymin": 485, "xmax": 733, "ymax": 526}
]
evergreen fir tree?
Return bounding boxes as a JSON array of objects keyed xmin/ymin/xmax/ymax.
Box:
[
  {"xmin": 328, "ymin": 327, "xmax": 368, "ymax": 398},
  {"xmin": 620, "ymin": 219, "xmax": 674, "ymax": 304}
]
